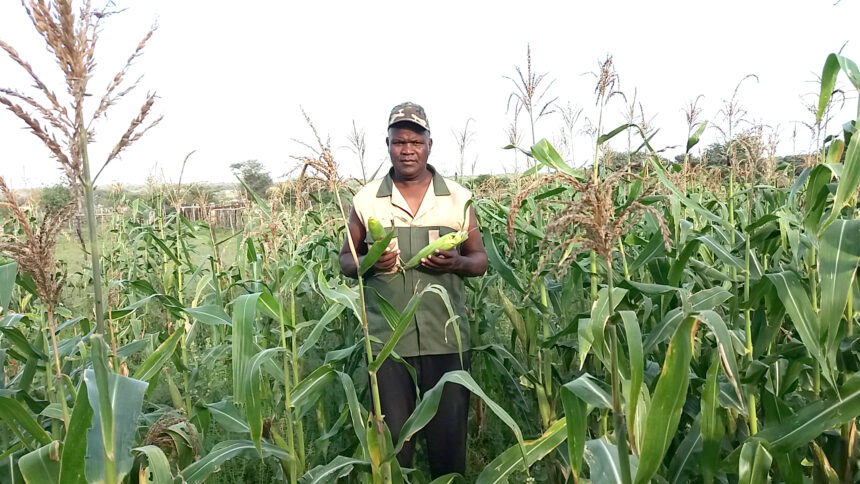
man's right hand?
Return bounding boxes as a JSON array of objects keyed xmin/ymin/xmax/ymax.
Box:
[{"xmin": 371, "ymin": 241, "xmax": 400, "ymax": 272}]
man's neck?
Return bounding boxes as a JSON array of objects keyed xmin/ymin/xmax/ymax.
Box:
[{"xmin": 392, "ymin": 167, "xmax": 432, "ymax": 188}]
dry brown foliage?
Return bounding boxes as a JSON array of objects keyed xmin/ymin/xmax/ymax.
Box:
[
  {"xmin": 295, "ymin": 109, "xmax": 340, "ymax": 188},
  {"xmin": 594, "ymin": 55, "xmax": 622, "ymax": 106},
  {"xmin": 507, "ymin": 171, "xmax": 671, "ymax": 282},
  {"xmin": 0, "ymin": 176, "xmax": 73, "ymax": 311},
  {"xmin": 0, "ymin": 0, "xmax": 161, "ymax": 194},
  {"xmin": 144, "ymin": 414, "xmax": 199, "ymax": 461}
]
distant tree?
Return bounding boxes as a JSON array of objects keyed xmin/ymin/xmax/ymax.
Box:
[
  {"xmin": 230, "ymin": 160, "xmax": 272, "ymax": 197},
  {"xmin": 604, "ymin": 150, "xmax": 653, "ymax": 171},
  {"xmin": 40, "ymin": 183, "xmax": 74, "ymax": 214}
]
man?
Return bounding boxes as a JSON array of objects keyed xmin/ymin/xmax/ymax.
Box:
[{"xmin": 339, "ymin": 102, "xmax": 488, "ymax": 477}]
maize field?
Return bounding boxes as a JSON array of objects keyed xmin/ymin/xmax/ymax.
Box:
[{"xmin": 1, "ymin": 2, "xmax": 860, "ymax": 484}]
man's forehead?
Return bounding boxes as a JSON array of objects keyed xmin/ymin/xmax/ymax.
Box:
[{"xmin": 389, "ymin": 126, "xmax": 430, "ymax": 140}]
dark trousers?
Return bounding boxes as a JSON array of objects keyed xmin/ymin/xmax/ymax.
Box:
[{"xmin": 376, "ymin": 352, "xmax": 471, "ymax": 477}]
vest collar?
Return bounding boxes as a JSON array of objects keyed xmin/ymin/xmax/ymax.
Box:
[{"xmin": 376, "ymin": 164, "xmax": 450, "ymax": 197}]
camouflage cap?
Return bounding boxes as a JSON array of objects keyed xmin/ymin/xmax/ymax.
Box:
[{"xmin": 388, "ymin": 102, "xmax": 430, "ymax": 131}]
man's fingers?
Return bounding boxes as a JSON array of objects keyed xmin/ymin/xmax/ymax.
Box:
[
  {"xmin": 375, "ymin": 249, "xmax": 401, "ymax": 269},
  {"xmin": 433, "ymin": 248, "xmax": 457, "ymax": 258},
  {"xmin": 422, "ymin": 254, "xmax": 452, "ymax": 269}
]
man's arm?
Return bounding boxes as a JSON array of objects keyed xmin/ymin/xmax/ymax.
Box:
[
  {"xmin": 420, "ymin": 206, "xmax": 488, "ymax": 277},
  {"xmin": 339, "ymin": 207, "xmax": 400, "ymax": 278}
]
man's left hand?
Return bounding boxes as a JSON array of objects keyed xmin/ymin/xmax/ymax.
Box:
[{"xmin": 421, "ymin": 248, "xmax": 461, "ymax": 273}]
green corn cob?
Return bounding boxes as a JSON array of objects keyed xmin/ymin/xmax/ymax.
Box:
[
  {"xmin": 368, "ymin": 217, "xmax": 386, "ymax": 242},
  {"xmin": 402, "ymin": 230, "xmax": 469, "ymax": 269}
]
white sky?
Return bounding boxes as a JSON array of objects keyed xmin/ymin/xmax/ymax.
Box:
[{"xmin": 1, "ymin": 0, "xmax": 859, "ymax": 188}]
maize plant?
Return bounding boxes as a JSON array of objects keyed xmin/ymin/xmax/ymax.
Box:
[{"xmin": 0, "ymin": 3, "xmax": 859, "ymax": 480}]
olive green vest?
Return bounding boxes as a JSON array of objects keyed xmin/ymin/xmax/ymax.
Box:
[{"xmin": 352, "ymin": 165, "xmax": 472, "ymax": 357}]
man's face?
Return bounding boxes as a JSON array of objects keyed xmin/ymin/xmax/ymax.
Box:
[{"xmin": 387, "ymin": 124, "xmax": 432, "ymax": 178}]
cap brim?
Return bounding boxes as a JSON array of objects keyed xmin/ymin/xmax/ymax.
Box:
[{"xmin": 388, "ymin": 119, "xmax": 429, "ymax": 131}]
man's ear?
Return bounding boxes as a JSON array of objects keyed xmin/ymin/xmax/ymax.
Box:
[
  {"xmin": 385, "ymin": 137, "xmax": 390, "ymax": 147},
  {"xmin": 428, "ymin": 138, "xmax": 433, "ymax": 151}
]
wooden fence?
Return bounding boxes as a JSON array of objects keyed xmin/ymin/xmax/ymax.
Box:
[{"xmin": 72, "ymin": 204, "xmax": 247, "ymax": 230}]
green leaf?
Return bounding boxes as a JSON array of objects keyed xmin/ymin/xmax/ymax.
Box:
[
  {"xmin": 697, "ymin": 235, "xmax": 744, "ymax": 271},
  {"xmin": 180, "ymin": 440, "xmax": 290, "ymax": 484},
  {"xmin": 317, "ymin": 272, "xmax": 361, "ymax": 321},
  {"xmin": 0, "ymin": 315, "xmax": 48, "ymax": 360},
  {"xmin": 580, "ymin": 287, "xmax": 627, "ymax": 368},
  {"xmin": 818, "ymin": 54, "xmax": 841, "ymax": 123},
  {"xmin": 563, "ymin": 373, "xmax": 612, "ymax": 409},
  {"xmin": 358, "ymin": 227, "xmax": 395, "ymax": 276},
  {"xmin": 232, "ymin": 293, "xmax": 261, "ymax": 411},
  {"xmin": 634, "ymin": 317, "xmax": 696, "ymax": 484},
  {"xmin": 818, "ymin": 54, "xmax": 860, "ymax": 123},
  {"xmin": 84, "ymin": 335, "xmax": 148, "ymax": 484},
  {"xmin": 256, "ymin": 290, "xmax": 289, "ymax": 324},
  {"xmin": 561, "ymin": 387, "xmax": 588, "ymax": 478},
  {"xmin": 369, "ymin": 285, "xmax": 443, "ymax": 372},
  {"xmin": 630, "ymin": 232, "xmax": 669, "ymax": 274},
  {"xmin": 429, "ymin": 473, "xmax": 463, "ymax": 484},
  {"xmin": 335, "ymin": 371, "xmax": 368, "ymax": 451},
  {"xmin": 821, "ymin": 112, "xmax": 860, "ymax": 230},
  {"xmin": 58, "ymin": 379, "xmax": 92, "ymax": 484},
  {"xmin": 145, "ymin": 232, "xmax": 182, "ymax": 267},
  {"xmin": 803, "ymin": 163, "xmax": 837, "ymax": 234},
  {"xmin": 788, "ymin": 167, "xmax": 811, "ymax": 207},
  {"xmin": 0, "ymin": 397, "xmax": 52, "ymax": 450},
  {"xmin": 686, "ymin": 121, "xmax": 708, "ymax": 153},
  {"xmin": 0, "ymin": 261, "xmax": 16, "ymax": 312},
  {"xmin": 584, "ymin": 439, "xmax": 639, "ymax": 484},
  {"xmin": 700, "ymin": 356, "xmax": 724, "ymax": 483},
  {"xmin": 236, "ymin": 175, "xmax": 271, "ymax": 220},
  {"xmin": 392, "ymin": 371, "xmax": 526, "ymax": 468},
  {"xmin": 766, "ymin": 271, "xmax": 829, "ymax": 385},
  {"xmin": 534, "ymin": 186, "xmax": 567, "ymax": 201},
  {"xmin": 498, "ymin": 287, "xmax": 529, "ymax": 354},
  {"xmin": 622, "ymin": 280, "xmax": 677, "ymax": 296},
  {"xmin": 825, "ymin": 139, "xmax": 845, "ymax": 165},
  {"xmin": 18, "ymin": 441, "xmax": 60, "ymax": 484},
  {"xmin": 182, "ymin": 305, "xmax": 231, "ymax": 326},
  {"xmin": 598, "ymin": 123, "xmax": 636, "ymax": 145},
  {"xmin": 297, "ymin": 303, "xmax": 345, "ymax": 359},
  {"xmin": 291, "ymin": 365, "xmax": 336, "ymax": 418},
  {"xmin": 697, "ymin": 310, "xmax": 744, "ymax": 409},
  {"xmin": 738, "ymin": 439, "xmax": 772, "ymax": 484},
  {"xmin": 643, "ymin": 287, "xmax": 731, "ymax": 352},
  {"xmin": 299, "ymin": 455, "xmax": 369, "ymax": 484},
  {"xmin": 754, "ymin": 374, "xmax": 860, "ymax": 452},
  {"xmin": 133, "ymin": 445, "xmax": 173, "ymax": 484},
  {"xmin": 475, "ymin": 418, "xmax": 566, "ymax": 484},
  {"xmin": 483, "ymin": 230, "xmax": 525, "ymax": 294},
  {"xmin": 244, "ymin": 347, "xmax": 285, "ymax": 451},
  {"xmin": 667, "ymin": 419, "xmax": 702, "ymax": 484},
  {"xmin": 132, "ymin": 327, "xmax": 184, "ymax": 382},
  {"xmin": 530, "ymin": 139, "xmax": 576, "ymax": 176},
  {"xmin": 620, "ymin": 310, "xmax": 644, "ymax": 440},
  {"xmin": 648, "ymin": 157, "xmax": 723, "ymax": 225},
  {"xmin": 819, "ymin": 219, "xmax": 860, "ymax": 369},
  {"xmin": 205, "ymin": 400, "xmax": 249, "ymax": 433}
]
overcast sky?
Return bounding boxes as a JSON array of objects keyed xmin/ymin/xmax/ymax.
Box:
[{"xmin": 1, "ymin": 0, "xmax": 858, "ymax": 188}]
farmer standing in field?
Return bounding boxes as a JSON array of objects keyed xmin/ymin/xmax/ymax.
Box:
[{"xmin": 339, "ymin": 102, "xmax": 488, "ymax": 477}]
